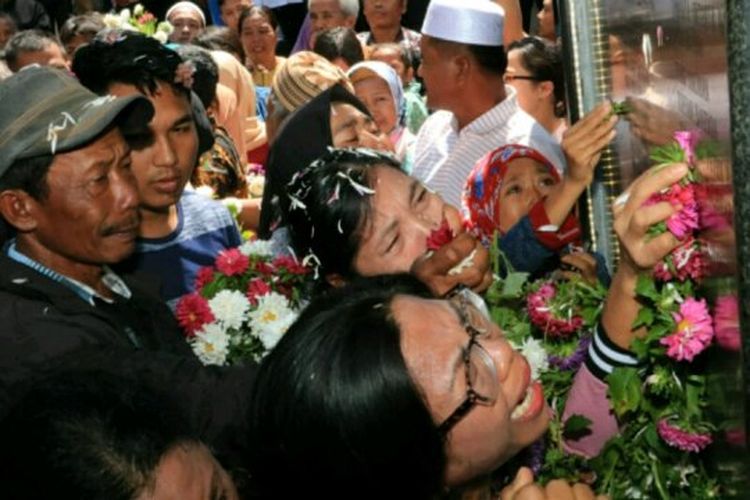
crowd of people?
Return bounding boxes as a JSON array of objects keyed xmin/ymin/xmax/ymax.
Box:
[{"xmin": 0, "ymin": 0, "xmax": 690, "ymax": 499}]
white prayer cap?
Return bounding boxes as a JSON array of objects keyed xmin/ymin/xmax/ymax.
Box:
[
  {"xmin": 421, "ymin": 0, "xmax": 505, "ymax": 47},
  {"xmin": 166, "ymin": 1, "xmax": 206, "ymax": 26}
]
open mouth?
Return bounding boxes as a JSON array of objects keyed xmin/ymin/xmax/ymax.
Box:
[{"xmin": 511, "ymin": 380, "xmax": 544, "ymax": 422}]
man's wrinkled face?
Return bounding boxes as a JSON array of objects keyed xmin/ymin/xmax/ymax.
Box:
[
  {"xmin": 308, "ymin": 0, "xmax": 355, "ymax": 46},
  {"xmin": 26, "ymin": 128, "xmax": 141, "ymax": 265}
]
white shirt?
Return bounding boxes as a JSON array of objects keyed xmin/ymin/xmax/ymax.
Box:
[{"xmin": 412, "ymin": 86, "xmax": 566, "ymax": 207}]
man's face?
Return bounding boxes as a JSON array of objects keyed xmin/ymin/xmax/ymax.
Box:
[
  {"xmin": 168, "ymin": 8, "xmax": 205, "ymax": 44},
  {"xmin": 418, "ymin": 36, "xmax": 458, "ymax": 111},
  {"xmin": 14, "ymin": 42, "xmax": 69, "ymax": 72},
  {"xmin": 107, "ymin": 82, "xmax": 198, "ymax": 213},
  {"xmin": 309, "ymin": 0, "xmax": 355, "ymax": 46},
  {"xmin": 25, "ymin": 128, "xmax": 140, "ymax": 265},
  {"xmin": 0, "ymin": 18, "xmax": 15, "ymax": 50},
  {"xmin": 363, "ymin": 0, "xmax": 405, "ymax": 31},
  {"xmin": 220, "ymin": 0, "xmax": 252, "ymax": 31}
]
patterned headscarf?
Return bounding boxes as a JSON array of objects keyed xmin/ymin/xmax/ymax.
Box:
[{"xmin": 463, "ymin": 144, "xmax": 580, "ymax": 249}]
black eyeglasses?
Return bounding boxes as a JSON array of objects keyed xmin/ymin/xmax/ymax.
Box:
[
  {"xmin": 437, "ymin": 290, "xmax": 499, "ymax": 436},
  {"xmin": 503, "ymin": 74, "xmax": 543, "ymax": 83}
]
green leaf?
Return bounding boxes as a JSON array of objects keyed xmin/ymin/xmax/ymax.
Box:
[
  {"xmin": 501, "ymin": 271, "xmax": 530, "ymax": 298},
  {"xmin": 633, "ymin": 306, "xmax": 655, "ymax": 329},
  {"xmin": 607, "ymin": 367, "xmax": 642, "ymax": 418},
  {"xmin": 635, "ymin": 274, "xmax": 660, "ymax": 302},
  {"xmin": 562, "ymin": 414, "xmax": 593, "ymax": 441}
]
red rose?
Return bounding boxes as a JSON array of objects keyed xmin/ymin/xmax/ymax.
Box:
[{"xmin": 426, "ymin": 220, "xmax": 455, "ymax": 251}]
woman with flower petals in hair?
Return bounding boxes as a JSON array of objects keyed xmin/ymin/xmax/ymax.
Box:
[{"xmin": 248, "ymin": 159, "xmax": 689, "ymax": 498}]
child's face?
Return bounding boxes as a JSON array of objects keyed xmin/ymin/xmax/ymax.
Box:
[
  {"xmin": 370, "ymin": 48, "xmax": 411, "ymax": 85},
  {"xmin": 496, "ymin": 158, "xmax": 558, "ymax": 232},
  {"xmin": 353, "ymin": 76, "xmax": 398, "ymax": 135}
]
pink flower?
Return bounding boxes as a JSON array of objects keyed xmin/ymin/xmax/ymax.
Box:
[
  {"xmin": 215, "ymin": 248, "xmax": 249, "ymax": 276},
  {"xmin": 673, "ymin": 129, "xmax": 702, "ymax": 165},
  {"xmin": 273, "ymin": 255, "xmax": 308, "ymax": 275},
  {"xmin": 660, "ymin": 298, "xmax": 714, "ymax": 361},
  {"xmin": 175, "ymin": 293, "xmax": 215, "ymax": 337},
  {"xmin": 652, "ymin": 237, "xmax": 705, "ymax": 282},
  {"xmin": 426, "ymin": 220, "xmax": 454, "ymax": 251},
  {"xmin": 193, "ymin": 266, "xmax": 215, "ymax": 290},
  {"xmin": 246, "ymin": 278, "xmax": 272, "ymax": 305},
  {"xmin": 645, "ymin": 183, "xmax": 699, "ymax": 240},
  {"xmin": 657, "ymin": 419, "xmax": 712, "ymax": 452},
  {"xmin": 526, "ymin": 282, "xmax": 583, "ymax": 338},
  {"xmin": 714, "ymin": 295, "xmax": 740, "ymax": 352}
]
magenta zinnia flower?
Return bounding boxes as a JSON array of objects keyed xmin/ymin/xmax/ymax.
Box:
[
  {"xmin": 175, "ymin": 293, "xmax": 215, "ymax": 337},
  {"xmin": 526, "ymin": 282, "xmax": 583, "ymax": 338},
  {"xmin": 645, "ymin": 183, "xmax": 699, "ymax": 240},
  {"xmin": 215, "ymin": 248, "xmax": 250, "ymax": 276},
  {"xmin": 653, "ymin": 237, "xmax": 705, "ymax": 282},
  {"xmin": 193, "ymin": 266, "xmax": 215, "ymax": 290},
  {"xmin": 246, "ymin": 278, "xmax": 272, "ymax": 306},
  {"xmin": 657, "ymin": 419, "xmax": 712, "ymax": 452},
  {"xmin": 660, "ymin": 298, "xmax": 714, "ymax": 361},
  {"xmin": 673, "ymin": 129, "xmax": 703, "ymax": 165}
]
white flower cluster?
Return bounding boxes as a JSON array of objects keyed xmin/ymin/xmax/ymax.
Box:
[
  {"xmin": 189, "ymin": 286, "xmax": 299, "ymax": 366},
  {"xmin": 102, "ymin": 4, "xmax": 173, "ymax": 44},
  {"xmin": 512, "ymin": 337, "xmax": 549, "ymax": 380},
  {"xmin": 238, "ymin": 239, "xmax": 274, "ymax": 257}
]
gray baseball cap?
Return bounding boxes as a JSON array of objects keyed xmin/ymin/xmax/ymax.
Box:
[{"xmin": 0, "ymin": 65, "xmax": 154, "ymax": 179}]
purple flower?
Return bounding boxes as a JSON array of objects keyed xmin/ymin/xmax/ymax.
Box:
[{"xmin": 548, "ymin": 335, "xmax": 592, "ymax": 371}]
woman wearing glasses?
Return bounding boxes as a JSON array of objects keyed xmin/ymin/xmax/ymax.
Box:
[
  {"xmin": 249, "ymin": 146, "xmax": 686, "ymax": 497},
  {"xmin": 505, "ymin": 37, "xmax": 567, "ymax": 142}
]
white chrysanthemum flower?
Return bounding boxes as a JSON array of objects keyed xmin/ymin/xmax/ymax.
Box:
[
  {"xmin": 152, "ymin": 31, "xmax": 168, "ymax": 44},
  {"xmin": 133, "ymin": 3, "xmax": 144, "ymax": 16},
  {"xmin": 102, "ymin": 13, "xmax": 123, "ymax": 28},
  {"xmin": 514, "ymin": 337, "xmax": 549, "ymax": 380},
  {"xmin": 239, "ymin": 239, "xmax": 274, "ymax": 258},
  {"xmin": 209, "ymin": 290, "xmax": 250, "ymax": 331},
  {"xmin": 191, "ymin": 323, "xmax": 230, "ymax": 366},
  {"xmin": 119, "ymin": 8, "xmax": 131, "ymax": 21},
  {"xmin": 248, "ymin": 292, "xmax": 297, "ymax": 351}
]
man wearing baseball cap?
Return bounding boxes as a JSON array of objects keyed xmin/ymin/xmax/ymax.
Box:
[
  {"xmin": 411, "ymin": 0, "xmax": 565, "ymax": 208},
  {"xmin": 0, "ymin": 67, "xmax": 256, "ymax": 457}
]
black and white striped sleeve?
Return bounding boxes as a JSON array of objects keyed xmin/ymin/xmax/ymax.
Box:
[{"xmin": 584, "ymin": 324, "xmax": 640, "ymax": 380}]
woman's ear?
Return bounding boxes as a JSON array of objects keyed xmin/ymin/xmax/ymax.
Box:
[
  {"xmin": 325, "ymin": 273, "xmax": 348, "ymax": 288},
  {"xmin": 538, "ymin": 80, "xmax": 554, "ymax": 100}
]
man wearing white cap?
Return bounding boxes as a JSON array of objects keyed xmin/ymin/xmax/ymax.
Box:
[
  {"xmin": 411, "ymin": 0, "xmax": 565, "ymax": 208},
  {"xmin": 166, "ymin": 1, "xmax": 207, "ymax": 44}
]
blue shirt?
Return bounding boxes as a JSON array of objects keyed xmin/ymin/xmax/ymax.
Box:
[{"xmin": 119, "ymin": 191, "xmax": 242, "ymax": 308}]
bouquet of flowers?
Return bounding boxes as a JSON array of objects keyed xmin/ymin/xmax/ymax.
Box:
[
  {"xmin": 175, "ymin": 239, "xmax": 312, "ymax": 365},
  {"xmin": 103, "ymin": 4, "xmax": 174, "ymax": 43},
  {"xmin": 591, "ymin": 130, "xmax": 725, "ymax": 498}
]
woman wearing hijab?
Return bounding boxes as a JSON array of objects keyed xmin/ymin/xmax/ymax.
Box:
[
  {"xmin": 258, "ymin": 83, "xmax": 392, "ymax": 239},
  {"xmin": 347, "ymin": 60, "xmax": 416, "ymax": 173}
]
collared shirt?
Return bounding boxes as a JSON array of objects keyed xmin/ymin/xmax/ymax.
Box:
[
  {"xmin": 5, "ymin": 240, "xmax": 132, "ymax": 307},
  {"xmin": 411, "ymin": 86, "xmax": 566, "ymax": 208}
]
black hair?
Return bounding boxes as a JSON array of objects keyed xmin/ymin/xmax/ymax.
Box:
[
  {"xmin": 238, "ymin": 5, "xmax": 278, "ymax": 34},
  {"xmin": 4, "ymin": 29, "xmax": 62, "ymax": 72},
  {"xmin": 59, "ymin": 13, "xmax": 105, "ymax": 47},
  {"xmin": 429, "ymin": 36, "xmax": 507, "ymax": 76},
  {"xmin": 0, "ymin": 154, "xmax": 54, "ymax": 201},
  {"xmin": 193, "ymin": 25, "xmax": 245, "ymax": 62},
  {"xmin": 284, "ymin": 148, "xmax": 401, "ymax": 279},
  {"xmin": 72, "ymin": 31, "xmax": 189, "ymax": 98},
  {"xmin": 313, "ymin": 26, "xmax": 364, "ymax": 68},
  {"xmin": 508, "ymin": 36, "xmax": 566, "ymax": 117},
  {"xmin": 0, "ymin": 371, "xmax": 198, "ymax": 500},
  {"xmin": 176, "ymin": 44, "xmax": 219, "ymax": 108},
  {"xmin": 248, "ymin": 274, "xmax": 445, "ymax": 499},
  {"xmin": 370, "ymin": 42, "xmax": 413, "ymax": 71}
]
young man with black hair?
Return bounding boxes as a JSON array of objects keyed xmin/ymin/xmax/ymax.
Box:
[
  {"xmin": 73, "ymin": 33, "xmax": 242, "ymax": 308},
  {"xmin": 411, "ymin": 0, "xmax": 565, "ymax": 208}
]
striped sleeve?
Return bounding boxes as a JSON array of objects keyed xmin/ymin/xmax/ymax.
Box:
[{"xmin": 585, "ymin": 324, "xmax": 640, "ymax": 380}]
